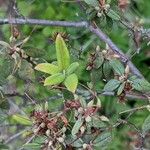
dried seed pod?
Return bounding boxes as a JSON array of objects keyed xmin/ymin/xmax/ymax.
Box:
[
  {"xmin": 118, "ymin": 0, "xmax": 129, "ymax": 11},
  {"xmin": 12, "ymin": 27, "xmax": 20, "ymax": 39}
]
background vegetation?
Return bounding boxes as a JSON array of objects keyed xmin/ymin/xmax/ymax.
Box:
[{"xmin": 0, "ymin": 0, "xmax": 150, "ymax": 150}]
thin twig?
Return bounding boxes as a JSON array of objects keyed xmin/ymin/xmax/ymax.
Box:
[
  {"xmin": 0, "ymin": 18, "xmax": 88, "ymax": 27},
  {"xmin": 100, "ymin": 91, "xmax": 149, "ymax": 101},
  {"xmin": 4, "ymin": 128, "xmax": 30, "ymax": 144},
  {"xmin": 18, "ymin": 135, "xmax": 35, "ymax": 150},
  {"xmin": 119, "ymin": 105, "xmax": 149, "ymax": 115}
]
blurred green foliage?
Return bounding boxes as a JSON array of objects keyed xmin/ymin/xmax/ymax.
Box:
[{"xmin": 0, "ymin": 0, "xmax": 150, "ymax": 149}]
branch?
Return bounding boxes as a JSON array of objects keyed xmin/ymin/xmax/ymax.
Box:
[
  {"xmin": 4, "ymin": 128, "xmax": 30, "ymax": 144},
  {"xmin": 0, "ymin": 18, "xmax": 88, "ymax": 27},
  {"xmin": 101, "ymin": 91, "xmax": 149, "ymax": 101},
  {"xmin": 119, "ymin": 105, "xmax": 149, "ymax": 115},
  {"xmin": 0, "ymin": 18, "xmax": 143, "ymax": 78}
]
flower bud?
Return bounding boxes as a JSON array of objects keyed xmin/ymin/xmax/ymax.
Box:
[
  {"xmin": 33, "ymin": 128, "xmax": 39, "ymax": 134},
  {"xmin": 48, "ymin": 141, "xmax": 53, "ymax": 147},
  {"xmin": 78, "ymin": 107, "xmax": 84, "ymax": 114},
  {"xmin": 40, "ymin": 122, "xmax": 45, "ymax": 128},
  {"xmin": 125, "ymin": 65, "xmax": 130, "ymax": 75},
  {"xmin": 95, "ymin": 6, "xmax": 100, "ymax": 11},
  {"xmin": 57, "ymin": 137, "xmax": 64, "ymax": 143},
  {"xmin": 85, "ymin": 116, "xmax": 92, "ymax": 122},
  {"xmin": 97, "ymin": 12, "xmax": 102, "ymax": 18},
  {"xmin": 80, "ymin": 126, "xmax": 85, "ymax": 134},
  {"xmin": 96, "ymin": 45, "xmax": 100, "ymax": 52},
  {"xmin": 46, "ymin": 129, "xmax": 51, "ymax": 136},
  {"xmin": 83, "ymin": 143, "xmax": 88, "ymax": 149},
  {"xmin": 102, "ymin": 50, "xmax": 107, "ymax": 55},
  {"xmin": 62, "ymin": 126, "xmax": 67, "ymax": 133},
  {"xmin": 105, "ymin": 4, "xmax": 110, "ymax": 10}
]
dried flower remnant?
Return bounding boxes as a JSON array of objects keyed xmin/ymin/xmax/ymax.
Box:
[{"xmin": 118, "ymin": 0, "xmax": 130, "ymax": 11}]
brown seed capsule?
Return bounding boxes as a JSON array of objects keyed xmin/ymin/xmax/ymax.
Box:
[{"xmin": 12, "ymin": 27, "xmax": 20, "ymax": 39}]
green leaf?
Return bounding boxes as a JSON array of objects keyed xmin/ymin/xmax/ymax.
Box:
[
  {"xmin": 62, "ymin": 89, "xmax": 74, "ymax": 100},
  {"xmin": 70, "ymin": 138, "xmax": 84, "ymax": 148},
  {"xmin": 104, "ymin": 79, "xmax": 121, "ymax": 92},
  {"xmin": 33, "ymin": 136, "xmax": 47, "ymax": 144},
  {"xmin": 89, "ymin": 117, "xmax": 106, "ymax": 128},
  {"xmin": 66, "ymin": 62, "xmax": 79, "ymax": 75},
  {"xmin": 93, "ymin": 132, "xmax": 111, "ymax": 147},
  {"xmin": 84, "ymin": 0, "xmax": 99, "ymax": 7},
  {"xmin": 24, "ymin": 47, "xmax": 45, "ymax": 58},
  {"xmin": 18, "ymin": 60, "xmax": 35, "ymax": 81},
  {"xmin": 105, "ymin": 16, "xmax": 113, "ymax": 32},
  {"xmin": 106, "ymin": 9, "xmax": 120, "ymax": 21},
  {"xmin": 109, "ymin": 59, "xmax": 125, "ymax": 75},
  {"xmin": 71, "ymin": 118, "xmax": 84, "ymax": 135},
  {"xmin": 44, "ymin": 73, "xmax": 65, "ymax": 86},
  {"xmin": 0, "ymin": 97, "xmax": 9, "ymax": 110},
  {"xmin": 142, "ymin": 115, "xmax": 150, "ymax": 135},
  {"xmin": 91, "ymin": 68, "xmax": 103, "ymax": 85},
  {"xmin": 132, "ymin": 79, "xmax": 150, "ymax": 92},
  {"xmin": 11, "ymin": 114, "xmax": 32, "ymax": 125},
  {"xmin": 23, "ymin": 143, "xmax": 41, "ymax": 150},
  {"xmin": 0, "ymin": 143, "xmax": 9, "ymax": 149},
  {"xmin": 64, "ymin": 73, "xmax": 78, "ymax": 93},
  {"xmin": 79, "ymin": 97, "xmax": 87, "ymax": 108},
  {"xmin": 66, "ymin": 136, "xmax": 83, "ymax": 148},
  {"xmin": 35, "ymin": 63, "xmax": 60, "ymax": 75},
  {"xmin": 103, "ymin": 60, "xmax": 112, "ymax": 80},
  {"xmin": 0, "ymin": 55, "xmax": 14, "ymax": 85},
  {"xmin": 56, "ymin": 34, "xmax": 70, "ymax": 70},
  {"xmin": 117, "ymin": 82, "xmax": 125, "ymax": 95},
  {"xmin": 128, "ymin": 75, "xmax": 137, "ymax": 82},
  {"xmin": 94, "ymin": 52, "xmax": 104, "ymax": 69},
  {"xmin": 0, "ymin": 41, "xmax": 11, "ymax": 49}
]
